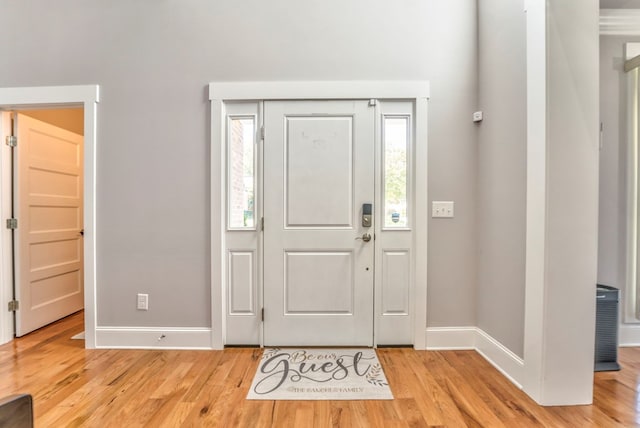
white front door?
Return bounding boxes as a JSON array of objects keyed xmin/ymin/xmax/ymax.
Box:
[
  {"xmin": 263, "ymin": 100, "xmax": 375, "ymax": 346},
  {"xmin": 14, "ymin": 113, "xmax": 84, "ymax": 336}
]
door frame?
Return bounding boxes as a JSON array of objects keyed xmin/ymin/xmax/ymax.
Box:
[
  {"xmin": 209, "ymin": 81, "xmax": 429, "ymax": 350},
  {"xmin": 0, "ymin": 85, "xmax": 99, "ymax": 348}
]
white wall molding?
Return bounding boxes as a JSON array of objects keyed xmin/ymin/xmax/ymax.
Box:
[
  {"xmin": 600, "ymin": 9, "xmax": 640, "ymax": 36},
  {"xmin": 209, "ymin": 81, "xmax": 430, "ymax": 101},
  {"xmin": 95, "ymin": 327, "xmax": 213, "ymax": 350},
  {"xmin": 425, "ymin": 327, "xmax": 476, "ymax": 350},
  {"xmin": 620, "ymin": 323, "xmax": 640, "ymax": 346},
  {"xmin": 475, "ymin": 329, "xmax": 524, "ymax": 389},
  {"xmin": 426, "ymin": 327, "xmax": 525, "ymax": 388}
]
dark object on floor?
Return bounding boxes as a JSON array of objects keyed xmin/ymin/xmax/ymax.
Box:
[
  {"xmin": 0, "ymin": 394, "xmax": 33, "ymax": 428},
  {"xmin": 595, "ymin": 284, "xmax": 621, "ymax": 372}
]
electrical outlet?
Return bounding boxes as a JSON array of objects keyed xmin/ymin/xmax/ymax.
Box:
[
  {"xmin": 137, "ymin": 293, "xmax": 148, "ymax": 310},
  {"xmin": 432, "ymin": 201, "xmax": 454, "ymax": 218}
]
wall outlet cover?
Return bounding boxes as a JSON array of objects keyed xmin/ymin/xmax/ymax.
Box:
[{"xmin": 137, "ymin": 293, "xmax": 149, "ymax": 310}]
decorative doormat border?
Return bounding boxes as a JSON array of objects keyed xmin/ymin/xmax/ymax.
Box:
[{"xmin": 246, "ymin": 348, "xmax": 393, "ymax": 400}]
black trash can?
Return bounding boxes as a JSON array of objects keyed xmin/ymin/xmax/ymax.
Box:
[{"xmin": 595, "ymin": 284, "xmax": 621, "ymax": 371}]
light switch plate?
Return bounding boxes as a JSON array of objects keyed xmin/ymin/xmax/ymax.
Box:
[{"xmin": 432, "ymin": 201, "xmax": 454, "ymax": 218}]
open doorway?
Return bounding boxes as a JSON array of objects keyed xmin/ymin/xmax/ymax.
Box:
[
  {"xmin": 4, "ymin": 109, "xmax": 84, "ymax": 338},
  {"xmin": 0, "ymin": 85, "xmax": 99, "ymax": 348}
]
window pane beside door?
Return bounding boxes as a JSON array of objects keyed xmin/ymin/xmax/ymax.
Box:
[
  {"xmin": 228, "ymin": 117, "xmax": 255, "ymax": 229},
  {"xmin": 383, "ymin": 116, "xmax": 410, "ymax": 228}
]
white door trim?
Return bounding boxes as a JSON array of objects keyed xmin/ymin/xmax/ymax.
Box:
[
  {"xmin": 0, "ymin": 85, "xmax": 99, "ymax": 348},
  {"xmin": 209, "ymin": 81, "xmax": 429, "ymax": 350}
]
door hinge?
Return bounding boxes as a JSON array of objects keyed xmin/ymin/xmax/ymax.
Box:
[
  {"xmin": 5, "ymin": 136, "xmax": 16, "ymax": 147},
  {"xmin": 6, "ymin": 218, "xmax": 17, "ymax": 229},
  {"xmin": 260, "ymin": 126, "xmax": 265, "ymax": 141},
  {"xmin": 8, "ymin": 300, "xmax": 18, "ymax": 312},
  {"xmin": 368, "ymin": 99, "xmax": 377, "ymax": 107},
  {"xmin": 261, "ymin": 308, "xmax": 264, "ymax": 322},
  {"xmin": 261, "ymin": 217, "xmax": 264, "ymax": 231}
]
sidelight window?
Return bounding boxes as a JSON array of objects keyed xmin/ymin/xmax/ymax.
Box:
[
  {"xmin": 383, "ymin": 116, "xmax": 410, "ymax": 228},
  {"xmin": 227, "ymin": 117, "xmax": 256, "ymax": 229}
]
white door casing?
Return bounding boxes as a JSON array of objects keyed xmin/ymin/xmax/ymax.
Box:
[
  {"xmin": 210, "ymin": 81, "xmax": 429, "ymax": 350},
  {"xmin": 0, "ymin": 85, "xmax": 99, "ymax": 347},
  {"xmin": 263, "ymin": 100, "xmax": 375, "ymax": 346},
  {"xmin": 0, "ymin": 113, "xmax": 13, "ymax": 344},
  {"xmin": 14, "ymin": 113, "xmax": 84, "ymax": 336}
]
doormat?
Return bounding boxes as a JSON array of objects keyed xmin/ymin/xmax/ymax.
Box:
[{"xmin": 246, "ymin": 348, "xmax": 393, "ymax": 400}]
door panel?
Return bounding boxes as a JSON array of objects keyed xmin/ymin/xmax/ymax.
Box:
[
  {"xmin": 228, "ymin": 251, "xmax": 255, "ymax": 314},
  {"xmin": 263, "ymin": 100, "xmax": 374, "ymax": 346},
  {"xmin": 284, "ymin": 251, "xmax": 354, "ymax": 314},
  {"xmin": 15, "ymin": 113, "xmax": 83, "ymax": 336},
  {"xmin": 381, "ymin": 250, "xmax": 410, "ymax": 315},
  {"xmin": 285, "ymin": 117, "xmax": 353, "ymax": 227}
]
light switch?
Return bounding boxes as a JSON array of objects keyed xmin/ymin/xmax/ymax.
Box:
[{"xmin": 432, "ymin": 201, "xmax": 454, "ymax": 218}]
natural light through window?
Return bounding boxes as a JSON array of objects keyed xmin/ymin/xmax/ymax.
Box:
[
  {"xmin": 383, "ymin": 116, "xmax": 409, "ymax": 228},
  {"xmin": 228, "ymin": 117, "xmax": 255, "ymax": 229}
]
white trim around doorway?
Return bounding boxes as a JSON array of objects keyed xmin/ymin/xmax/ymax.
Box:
[
  {"xmin": 0, "ymin": 85, "xmax": 99, "ymax": 348},
  {"xmin": 209, "ymin": 81, "xmax": 429, "ymax": 350}
]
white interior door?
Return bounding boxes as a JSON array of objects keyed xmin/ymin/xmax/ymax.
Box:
[
  {"xmin": 263, "ymin": 100, "xmax": 375, "ymax": 346},
  {"xmin": 14, "ymin": 113, "xmax": 84, "ymax": 336}
]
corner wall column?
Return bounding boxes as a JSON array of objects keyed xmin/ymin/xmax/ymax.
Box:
[{"xmin": 524, "ymin": 0, "xmax": 599, "ymax": 405}]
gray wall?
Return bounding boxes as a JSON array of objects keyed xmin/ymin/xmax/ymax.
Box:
[
  {"xmin": 425, "ymin": 2, "xmax": 478, "ymax": 327},
  {"xmin": 599, "ymin": 35, "xmax": 640, "ymax": 322},
  {"xmin": 476, "ymin": 2, "xmax": 527, "ymax": 357},
  {"xmin": 0, "ymin": 0, "xmax": 479, "ymax": 328},
  {"xmin": 601, "ymin": 0, "xmax": 640, "ymax": 7}
]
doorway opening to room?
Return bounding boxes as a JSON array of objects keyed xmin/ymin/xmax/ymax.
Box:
[
  {"xmin": 0, "ymin": 85, "xmax": 99, "ymax": 349},
  {"xmin": 1, "ymin": 108, "xmax": 85, "ymax": 339},
  {"xmin": 210, "ymin": 82, "xmax": 429, "ymax": 349}
]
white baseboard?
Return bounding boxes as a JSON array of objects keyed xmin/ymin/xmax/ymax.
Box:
[
  {"xmin": 95, "ymin": 327, "xmax": 213, "ymax": 349},
  {"xmin": 474, "ymin": 329, "xmax": 524, "ymax": 388},
  {"xmin": 425, "ymin": 327, "xmax": 477, "ymax": 349},
  {"xmin": 620, "ymin": 323, "xmax": 640, "ymax": 346},
  {"xmin": 426, "ymin": 326, "xmax": 524, "ymax": 388}
]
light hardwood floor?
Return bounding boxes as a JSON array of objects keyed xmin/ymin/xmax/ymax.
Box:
[{"xmin": 0, "ymin": 311, "xmax": 638, "ymax": 427}]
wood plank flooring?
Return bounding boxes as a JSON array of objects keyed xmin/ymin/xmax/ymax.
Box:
[{"xmin": 0, "ymin": 311, "xmax": 638, "ymax": 427}]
